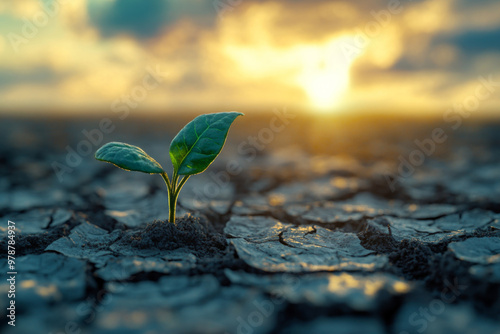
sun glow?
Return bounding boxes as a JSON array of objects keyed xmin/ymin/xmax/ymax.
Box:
[
  {"xmin": 295, "ymin": 36, "xmax": 361, "ymax": 111},
  {"xmin": 220, "ymin": 31, "xmax": 363, "ymax": 113}
]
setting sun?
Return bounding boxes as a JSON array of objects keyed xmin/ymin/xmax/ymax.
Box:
[{"xmin": 295, "ymin": 36, "xmax": 361, "ymax": 110}]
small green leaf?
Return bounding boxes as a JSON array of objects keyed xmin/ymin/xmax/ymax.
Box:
[
  {"xmin": 169, "ymin": 112, "xmax": 244, "ymax": 175},
  {"xmin": 95, "ymin": 142, "xmax": 164, "ymax": 174}
]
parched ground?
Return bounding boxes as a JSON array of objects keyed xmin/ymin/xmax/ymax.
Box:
[{"xmin": 0, "ymin": 114, "xmax": 499, "ymax": 334}]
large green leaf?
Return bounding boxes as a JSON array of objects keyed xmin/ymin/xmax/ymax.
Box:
[
  {"xmin": 95, "ymin": 142, "xmax": 164, "ymax": 174},
  {"xmin": 169, "ymin": 112, "xmax": 244, "ymax": 175}
]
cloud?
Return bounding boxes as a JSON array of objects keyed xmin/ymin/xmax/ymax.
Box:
[
  {"xmin": 0, "ymin": 0, "xmax": 499, "ymax": 115},
  {"xmin": 0, "ymin": 67, "xmax": 66, "ymax": 90},
  {"xmin": 450, "ymin": 28, "xmax": 500, "ymax": 55},
  {"xmin": 86, "ymin": 0, "xmax": 215, "ymax": 39},
  {"xmin": 87, "ymin": 0, "xmax": 170, "ymax": 38}
]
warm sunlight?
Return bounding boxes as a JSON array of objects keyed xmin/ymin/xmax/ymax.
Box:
[
  {"xmin": 221, "ymin": 32, "xmax": 363, "ymax": 113},
  {"xmin": 295, "ymin": 36, "xmax": 361, "ymax": 111}
]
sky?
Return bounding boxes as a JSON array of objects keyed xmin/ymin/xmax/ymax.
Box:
[{"xmin": 0, "ymin": 0, "xmax": 499, "ymax": 116}]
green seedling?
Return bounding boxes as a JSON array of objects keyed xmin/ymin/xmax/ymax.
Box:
[{"xmin": 95, "ymin": 112, "xmax": 243, "ymax": 223}]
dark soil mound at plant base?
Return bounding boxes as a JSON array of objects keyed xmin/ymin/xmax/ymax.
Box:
[{"xmin": 127, "ymin": 214, "xmax": 228, "ymax": 258}]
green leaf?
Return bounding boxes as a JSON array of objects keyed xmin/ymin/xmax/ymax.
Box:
[
  {"xmin": 169, "ymin": 112, "xmax": 244, "ymax": 175},
  {"xmin": 95, "ymin": 142, "xmax": 164, "ymax": 174}
]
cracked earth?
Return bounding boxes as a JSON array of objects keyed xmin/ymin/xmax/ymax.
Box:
[{"xmin": 1, "ymin": 116, "xmax": 499, "ymax": 334}]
